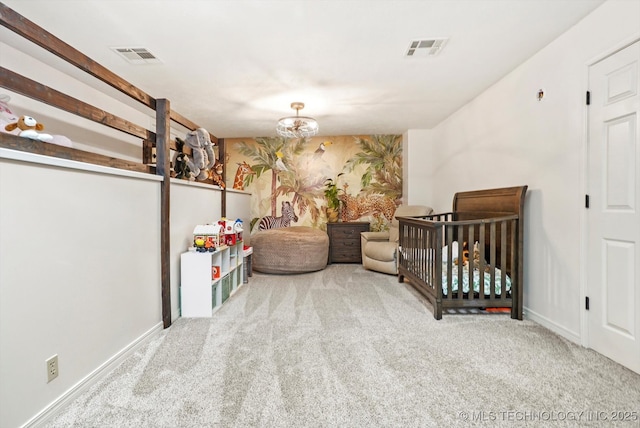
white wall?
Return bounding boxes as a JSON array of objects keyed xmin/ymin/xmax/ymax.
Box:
[
  {"xmin": 0, "ymin": 152, "xmax": 163, "ymax": 428},
  {"xmin": 405, "ymin": 0, "xmax": 640, "ymax": 341},
  {"xmin": 226, "ymin": 189, "xmax": 253, "ymax": 246},
  {"xmin": 402, "ymin": 129, "xmax": 434, "ymax": 207}
]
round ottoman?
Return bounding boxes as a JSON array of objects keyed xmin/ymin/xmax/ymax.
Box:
[{"xmin": 252, "ymin": 226, "xmax": 329, "ymax": 274}]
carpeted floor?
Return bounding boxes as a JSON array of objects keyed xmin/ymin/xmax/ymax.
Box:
[{"xmin": 46, "ymin": 265, "xmax": 640, "ymax": 427}]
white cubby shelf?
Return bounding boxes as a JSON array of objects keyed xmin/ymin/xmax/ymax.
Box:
[{"xmin": 180, "ymin": 240, "xmax": 244, "ymax": 317}]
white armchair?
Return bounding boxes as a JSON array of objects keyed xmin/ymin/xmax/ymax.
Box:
[{"xmin": 360, "ymin": 205, "xmax": 433, "ymax": 275}]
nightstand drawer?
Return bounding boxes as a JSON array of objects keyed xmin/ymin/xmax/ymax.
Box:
[
  {"xmin": 326, "ymin": 221, "xmax": 370, "ymax": 264},
  {"xmin": 332, "ymin": 242, "xmax": 361, "ymax": 262},
  {"xmin": 330, "ymin": 227, "xmax": 363, "ymax": 239}
]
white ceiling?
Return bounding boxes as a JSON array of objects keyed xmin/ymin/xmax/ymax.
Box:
[{"xmin": 2, "ymin": 0, "xmax": 605, "ymax": 139}]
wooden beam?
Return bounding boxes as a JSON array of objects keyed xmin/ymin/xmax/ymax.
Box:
[
  {"xmin": 169, "ymin": 110, "xmax": 199, "ymax": 132},
  {"xmin": 0, "ymin": 2, "xmax": 156, "ymax": 109},
  {"xmin": 156, "ymin": 99, "xmax": 172, "ymax": 329},
  {"xmin": 219, "ymin": 138, "xmax": 226, "ymax": 217},
  {"xmin": 169, "ymin": 110, "xmax": 218, "ymax": 144},
  {"xmin": 142, "ymin": 140, "xmax": 155, "ymax": 165},
  {"xmin": 0, "ymin": 133, "xmax": 154, "ymax": 173},
  {"xmin": 1, "ymin": 67, "xmax": 153, "ymax": 140}
]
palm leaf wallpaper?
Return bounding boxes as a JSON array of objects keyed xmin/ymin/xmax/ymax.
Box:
[{"xmin": 225, "ymin": 135, "xmax": 402, "ymax": 232}]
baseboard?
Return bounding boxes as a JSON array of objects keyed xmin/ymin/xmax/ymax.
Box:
[
  {"xmin": 24, "ymin": 322, "xmax": 164, "ymax": 428},
  {"xmin": 524, "ymin": 306, "xmax": 581, "ymax": 345}
]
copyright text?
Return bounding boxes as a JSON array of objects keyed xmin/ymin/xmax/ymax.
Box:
[{"xmin": 456, "ymin": 410, "xmax": 638, "ymax": 423}]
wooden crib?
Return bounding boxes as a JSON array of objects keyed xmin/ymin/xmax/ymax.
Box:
[{"xmin": 397, "ymin": 186, "xmax": 527, "ymax": 319}]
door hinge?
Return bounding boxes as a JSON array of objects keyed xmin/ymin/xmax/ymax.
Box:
[
  {"xmin": 585, "ymin": 194, "xmax": 590, "ymax": 208},
  {"xmin": 585, "ymin": 296, "xmax": 590, "ymax": 310},
  {"xmin": 586, "ymin": 91, "xmax": 590, "ymax": 105}
]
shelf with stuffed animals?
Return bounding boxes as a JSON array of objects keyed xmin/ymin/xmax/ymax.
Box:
[{"xmin": 180, "ymin": 218, "xmax": 245, "ymax": 317}]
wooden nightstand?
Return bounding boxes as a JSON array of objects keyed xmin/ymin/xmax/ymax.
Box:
[{"xmin": 326, "ymin": 221, "xmax": 370, "ymax": 264}]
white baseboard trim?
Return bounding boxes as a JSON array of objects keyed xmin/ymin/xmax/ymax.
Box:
[
  {"xmin": 524, "ymin": 306, "xmax": 581, "ymax": 345},
  {"xmin": 24, "ymin": 322, "xmax": 164, "ymax": 428}
]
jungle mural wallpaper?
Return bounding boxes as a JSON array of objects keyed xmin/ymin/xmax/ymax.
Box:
[{"xmin": 225, "ymin": 134, "xmax": 402, "ymax": 233}]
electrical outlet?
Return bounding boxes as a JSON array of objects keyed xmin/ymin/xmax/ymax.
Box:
[{"xmin": 46, "ymin": 355, "xmax": 58, "ymax": 383}]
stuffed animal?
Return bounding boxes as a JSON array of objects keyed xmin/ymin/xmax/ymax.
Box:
[
  {"xmin": 454, "ymin": 241, "xmax": 475, "ymax": 266},
  {"xmin": 4, "ymin": 115, "xmax": 53, "ymax": 142},
  {"xmin": 209, "ymin": 159, "xmax": 225, "ymax": 188},
  {"xmin": 173, "ymin": 152, "xmax": 191, "ymax": 180},
  {"xmin": 183, "ymin": 127, "xmax": 215, "ymax": 181},
  {"xmin": 172, "ymin": 137, "xmax": 192, "ymax": 180},
  {"xmin": 0, "ymin": 94, "xmax": 19, "ymax": 128},
  {"xmin": 454, "ymin": 241, "xmax": 470, "ymax": 266},
  {"xmin": 454, "ymin": 241, "xmax": 491, "ymax": 271}
]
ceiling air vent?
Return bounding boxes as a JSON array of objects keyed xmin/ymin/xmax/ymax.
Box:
[
  {"xmin": 111, "ymin": 47, "xmax": 161, "ymax": 64},
  {"xmin": 405, "ymin": 38, "xmax": 448, "ymax": 57}
]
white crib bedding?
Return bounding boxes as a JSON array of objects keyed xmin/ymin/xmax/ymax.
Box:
[
  {"xmin": 399, "ymin": 245, "xmax": 512, "ymax": 295},
  {"xmin": 441, "ymin": 262, "xmax": 511, "ymax": 295}
]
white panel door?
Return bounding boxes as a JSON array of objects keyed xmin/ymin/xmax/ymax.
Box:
[{"xmin": 587, "ymin": 41, "xmax": 640, "ymax": 374}]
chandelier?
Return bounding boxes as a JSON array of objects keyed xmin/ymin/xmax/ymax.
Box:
[{"xmin": 276, "ymin": 102, "xmax": 319, "ymax": 138}]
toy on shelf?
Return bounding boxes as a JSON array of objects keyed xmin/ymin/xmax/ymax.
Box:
[
  {"xmin": 209, "ymin": 159, "xmax": 225, "ymax": 188},
  {"xmin": 218, "ymin": 217, "xmax": 238, "ymax": 246},
  {"xmin": 1, "ymin": 96, "xmax": 72, "ymax": 147},
  {"xmin": 234, "ymin": 218, "xmax": 244, "ymax": 242},
  {"xmin": 193, "ymin": 224, "xmax": 222, "ymax": 252},
  {"xmin": 172, "ymin": 137, "xmax": 192, "ymax": 180},
  {"xmin": 4, "ymin": 115, "xmax": 53, "ymax": 142},
  {"xmin": 182, "ymin": 127, "xmax": 215, "ymax": 181}
]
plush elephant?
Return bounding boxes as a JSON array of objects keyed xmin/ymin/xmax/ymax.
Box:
[{"xmin": 184, "ymin": 127, "xmax": 215, "ymax": 181}]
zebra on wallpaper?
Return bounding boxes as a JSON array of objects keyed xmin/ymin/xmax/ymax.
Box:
[{"xmin": 258, "ymin": 201, "xmax": 299, "ymax": 230}]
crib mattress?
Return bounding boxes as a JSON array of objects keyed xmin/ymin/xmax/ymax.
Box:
[{"xmin": 442, "ymin": 262, "xmax": 511, "ymax": 295}]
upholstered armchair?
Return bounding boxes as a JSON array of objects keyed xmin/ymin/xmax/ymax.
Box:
[{"xmin": 360, "ymin": 205, "xmax": 433, "ymax": 275}]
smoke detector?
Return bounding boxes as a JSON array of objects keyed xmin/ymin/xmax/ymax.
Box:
[
  {"xmin": 405, "ymin": 38, "xmax": 448, "ymax": 57},
  {"xmin": 111, "ymin": 47, "xmax": 161, "ymax": 64}
]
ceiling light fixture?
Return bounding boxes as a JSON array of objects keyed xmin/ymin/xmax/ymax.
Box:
[{"xmin": 276, "ymin": 102, "xmax": 319, "ymax": 138}]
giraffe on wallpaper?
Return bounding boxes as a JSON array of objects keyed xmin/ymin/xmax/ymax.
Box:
[{"xmin": 232, "ymin": 161, "xmax": 255, "ymax": 190}]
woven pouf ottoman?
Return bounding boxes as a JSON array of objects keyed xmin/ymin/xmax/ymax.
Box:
[{"xmin": 252, "ymin": 226, "xmax": 329, "ymax": 274}]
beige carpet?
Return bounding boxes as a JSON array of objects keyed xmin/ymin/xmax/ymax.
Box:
[{"xmin": 46, "ymin": 264, "xmax": 640, "ymax": 427}]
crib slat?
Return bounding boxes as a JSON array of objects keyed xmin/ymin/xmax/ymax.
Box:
[
  {"xmin": 501, "ymin": 220, "xmax": 507, "ymax": 299},
  {"xmin": 435, "ymin": 224, "xmax": 443, "ymax": 300},
  {"xmin": 417, "ymin": 226, "xmax": 424, "ymax": 281},
  {"xmin": 447, "ymin": 224, "xmax": 455, "ymax": 300},
  {"xmin": 467, "ymin": 224, "xmax": 475, "ymax": 300},
  {"xmin": 457, "ymin": 223, "xmax": 464, "ymax": 300},
  {"xmin": 489, "ymin": 222, "xmax": 496, "ymax": 300},
  {"xmin": 430, "ymin": 228, "xmax": 434, "ymax": 286},
  {"xmin": 420, "ymin": 226, "xmax": 424, "ymax": 283},
  {"xmin": 510, "ymin": 219, "xmax": 517, "ymax": 316},
  {"xmin": 479, "ymin": 223, "xmax": 486, "ymax": 300},
  {"xmin": 412, "ymin": 225, "xmax": 418, "ymax": 278}
]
